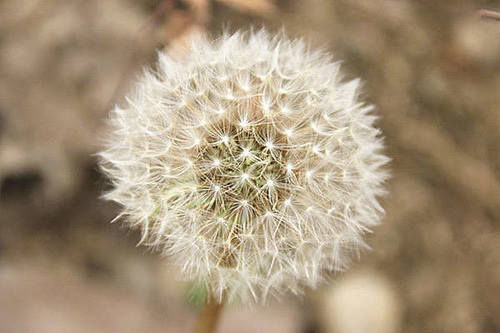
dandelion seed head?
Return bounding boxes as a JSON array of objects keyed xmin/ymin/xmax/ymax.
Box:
[{"xmin": 99, "ymin": 30, "xmax": 389, "ymax": 304}]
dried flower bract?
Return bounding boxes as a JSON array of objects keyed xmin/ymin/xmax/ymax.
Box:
[{"xmin": 99, "ymin": 30, "xmax": 389, "ymax": 303}]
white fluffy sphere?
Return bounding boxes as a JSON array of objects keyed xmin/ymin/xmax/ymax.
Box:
[{"xmin": 99, "ymin": 30, "xmax": 389, "ymax": 303}]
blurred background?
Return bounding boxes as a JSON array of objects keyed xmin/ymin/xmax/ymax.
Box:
[{"xmin": 0, "ymin": 0, "xmax": 499, "ymax": 332}]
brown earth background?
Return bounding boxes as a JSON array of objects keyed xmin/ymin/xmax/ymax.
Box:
[{"xmin": 0, "ymin": 1, "xmax": 499, "ymax": 332}]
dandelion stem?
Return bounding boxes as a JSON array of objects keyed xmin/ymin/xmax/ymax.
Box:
[{"xmin": 194, "ymin": 297, "xmax": 224, "ymax": 333}]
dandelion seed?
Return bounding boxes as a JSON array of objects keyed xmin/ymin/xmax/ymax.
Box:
[
  {"xmin": 240, "ymin": 148, "xmax": 252, "ymax": 159},
  {"xmin": 265, "ymin": 140, "xmax": 275, "ymax": 150},
  {"xmin": 220, "ymin": 135, "xmax": 230, "ymax": 145}
]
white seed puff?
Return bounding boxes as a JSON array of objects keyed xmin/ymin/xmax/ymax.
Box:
[{"xmin": 99, "ymin": 30, "xmax": 390, "ymax": 303}]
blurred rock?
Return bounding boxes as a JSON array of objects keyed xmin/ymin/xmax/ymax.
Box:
[
  {"xmin": 316, "ymin": 271, "xmax": 401, "ymax": 333},
  {"xmin": 453, "ymin": 16, "xmax": 500, "ymax": 66}
]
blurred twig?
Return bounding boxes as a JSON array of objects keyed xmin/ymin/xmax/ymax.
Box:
[
  {"xmin": 216, "ymin": 0, "xmax": 275, "ymax": 16},
  {"xmin": 478, "ymin": 9, "xmax": 500, "ymax": 21}
]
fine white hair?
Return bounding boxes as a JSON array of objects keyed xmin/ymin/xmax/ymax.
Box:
[{"xmin": 99, "ymin": 30, "xmax": 390, "ymax": 303}]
